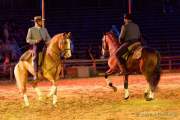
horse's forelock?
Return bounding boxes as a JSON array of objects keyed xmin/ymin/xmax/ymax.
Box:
[{"xmin": 108, "ymin": 32, "xmax": 117, "ymax": 40}]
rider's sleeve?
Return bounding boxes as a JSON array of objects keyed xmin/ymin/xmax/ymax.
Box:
[
  {"xmin": 26, "ymin": 28, "xmax": 36, "ymax": 44},
  {"xmin": 119, "ymin": 25, "xmax": 125, "ymax": 44},
  {"xmin": 44, "ymin": 28, "xmax": 51, "ymax": 42}
]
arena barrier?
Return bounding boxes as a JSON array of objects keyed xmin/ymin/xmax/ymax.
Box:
[{"xmin": 1, "ymin": 56, "xmax": 180, "ymax": 80}]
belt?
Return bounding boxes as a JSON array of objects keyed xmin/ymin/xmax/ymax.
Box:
[{"xmin": 127, "ymin": 39, "xmax": 140, "ymax": 44}]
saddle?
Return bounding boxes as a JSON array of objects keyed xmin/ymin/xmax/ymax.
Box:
[{"xmin": 122, "ymin": 42, "xmax": 143, "ymax": 61}]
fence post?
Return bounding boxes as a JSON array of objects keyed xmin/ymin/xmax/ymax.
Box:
[{"xmin": 10, "ymin": 63, "xmax": 14, "ymax": 81}]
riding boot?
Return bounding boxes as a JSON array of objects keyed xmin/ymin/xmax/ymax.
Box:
[
  {"xmin": 33, "ymin": 44, "xmax": 39, "ymax": 80},
  {"xmin": 38, "ymin": 53, "xmax": 43, "ymax": 74},
  {"xmin": 34, "ymin": 71, "xmax": 38, "ymax": 81},
  {"xmin": 33, "ymin": 66, "xmax": 39, "ymax": 80},
  {"xmin": 33, "ymin": 54, "xmax": 39, "ymax": 80},
  {"xmin": 117, "ymin": 60, "xmax": 126, "ymax": 74},
  {"xmin": 38, "ymin": 46, "xmax": 46, "ymax": 75}
]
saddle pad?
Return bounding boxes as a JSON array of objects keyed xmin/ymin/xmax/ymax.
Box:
[
  {"xmin": 128, "ymin": 42, "xmax": 141, "ymax": 51},
  {"xmin": 132, "ymin": 46, "xmax": 143, "ymax": 59}
]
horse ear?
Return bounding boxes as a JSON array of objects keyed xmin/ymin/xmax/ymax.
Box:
[
  {"xmin": 103, "ymin": 32, "xmax": 108, "ymax": 35},
  {"xmin": 63, "ymin": 32, "xmax": 71, "ymax": 38},
  {"xmin": 67, "ymin": 32, "xmax": 71, "ymax": 37},
  {"xmin": 63, "ymin": 32, "xmax": 66, "ymax": 37}
]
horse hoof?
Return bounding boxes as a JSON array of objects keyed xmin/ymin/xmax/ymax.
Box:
[
  {"xmin": 146, "ymin": 97, "xmax": 153, "ymax": 101},
  {"xmin": 109, "ymin": 83, "xmax": 117, "ymax": 92},
  {"xmin": 52, "ymin": 103, "xmax": 58, "ymax": 108},
  {"xmin": 124, "ymin": 96, "xmax": 129, "ymax": 100},
  {"xmin": 38, "ymin": 96, "xmax": 44, "ymax": 101},
  {"xmin": 112, "ymin": 86, "xmax": 117, "ymax": 92},
  {"xmin": 144, "ymin": 92, "xmax": 148, "ymax": 99},
  {"xmin": 23, "ymin": 104, "xmax": 30, "ymax": 107}
]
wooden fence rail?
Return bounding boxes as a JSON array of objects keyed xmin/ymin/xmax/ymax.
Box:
[{"xmin": 1, "ymin": 56, "xmax": 180, "ymax": 81}]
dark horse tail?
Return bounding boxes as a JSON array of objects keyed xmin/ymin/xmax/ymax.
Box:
[{"xmin": 142, "ymin": 47, "xmax": 161, "ymax": 92}]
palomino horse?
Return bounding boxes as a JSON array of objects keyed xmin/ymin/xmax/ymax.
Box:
[
  {"xmin": 14, "ymin": 32, "xmax": 72, "ymax": 106},
  {"xmin": 102, "ymin": 32, "xmax": 161, "ymax": 101}
]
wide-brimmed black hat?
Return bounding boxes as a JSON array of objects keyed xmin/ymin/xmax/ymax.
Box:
[{"xmin": 31, "ymin": 16, "xmax": 45, "ymax": 22}]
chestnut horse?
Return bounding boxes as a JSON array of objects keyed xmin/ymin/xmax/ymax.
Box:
[
  {"xmin": 14, "ymin": 32, "xmax": 72, "ymax": 106},
  {"xmin": 102, "ymin": 32, "xmax": 161, "ymax": 101}
]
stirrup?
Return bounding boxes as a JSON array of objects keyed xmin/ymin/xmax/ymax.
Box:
[{"xmin": 119, "ymin": 71, "xmax": 124, "ymax": 75}]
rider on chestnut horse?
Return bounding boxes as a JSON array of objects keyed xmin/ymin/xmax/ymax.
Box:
[{"xmin": 116, "ymin": 13, "xmax": 143, "ymax": 74}]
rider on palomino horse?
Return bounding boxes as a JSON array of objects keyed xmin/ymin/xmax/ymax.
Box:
[
  {"xmin": 116, "ymin": 13, "xmax": 143, "ymax": 74},
  {"xmin": 26, "ymin": 16, "xmax": 51, "ymax": 80}
]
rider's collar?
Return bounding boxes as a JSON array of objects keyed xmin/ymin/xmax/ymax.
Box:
[
  {"xmin": 35, "ymin": 24, "xmax": 42, "ymax": 29},
  {"xmin": 125, "ymin": 20, "xmax": 132, "ymax": 25}
]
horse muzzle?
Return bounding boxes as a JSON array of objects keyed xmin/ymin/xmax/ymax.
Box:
[{"xmin": 64, "ymin": 50, "xmax": 72, "ymax": 59}]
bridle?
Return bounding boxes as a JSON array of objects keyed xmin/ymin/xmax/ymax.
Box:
[
  {"xmin": 102, "ymin": 32, "xmax": 120, "ymax": 57},
  {"xmin": 44, "ymin": 35, "xmax": 72, "ymax": 73},
  {"xmin": 58, "ymin": 36, "xmax": 72, "ymax": 58}
]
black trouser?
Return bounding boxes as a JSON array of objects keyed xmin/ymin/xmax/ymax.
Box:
[
  {"xmin": 116, "ymin": 40, "xmax": 139, "ymax": 64},
  {"xmin": 116, "ymin": 43, "xmax": 129, "ymax": 64},
  {"xmin": 33, "ymin": 40, "xmax": 45, "ymax": 73}
]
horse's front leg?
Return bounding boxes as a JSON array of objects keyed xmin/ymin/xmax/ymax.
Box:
[
  {"xmin": 32, "ymin": 81, "xmax": 43, "ymax": 101},
  {"xmin": 47, "ymin": 82, "xmax": 58, "ymax": 106},
  {"xmin": 105, "ymin": 69, "xmax": 117, "ymax": 92},
  {"xmin": 124, "ymin": 74, "xmax": 129, "ymax": 100}
]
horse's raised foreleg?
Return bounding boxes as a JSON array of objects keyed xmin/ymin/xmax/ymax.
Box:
[
  {"xmin": 105, "ymin": 69, "xmax": 117, "ymax": 92},
  {"xmin": 124, "ymin": 74, "xmax": 129, "ymax": 100}
]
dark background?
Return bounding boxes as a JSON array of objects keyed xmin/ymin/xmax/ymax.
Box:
[{"xmin": 1, "ymin": 0, "xmax": 180, "ymax": 58}]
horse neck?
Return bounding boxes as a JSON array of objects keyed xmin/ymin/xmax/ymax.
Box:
[
  {"xmin": 108, "ymin": 39, "xmax": 119, "ymax": 55},
  {"xmin": 46, "ymin": 39, "xmax": 61, "ymax": 61}
]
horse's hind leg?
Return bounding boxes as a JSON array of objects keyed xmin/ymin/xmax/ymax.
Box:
[
  {"xmin": 144, "ymin": 74, "xmax": 156, "ymax": 101},
  {"xmin": 144, "ymin": 85, "xmax": 154, "ymax": 101},
  {"xmin": 14, "ymin": 63, "xmax": 29, "ymax": 106}
]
